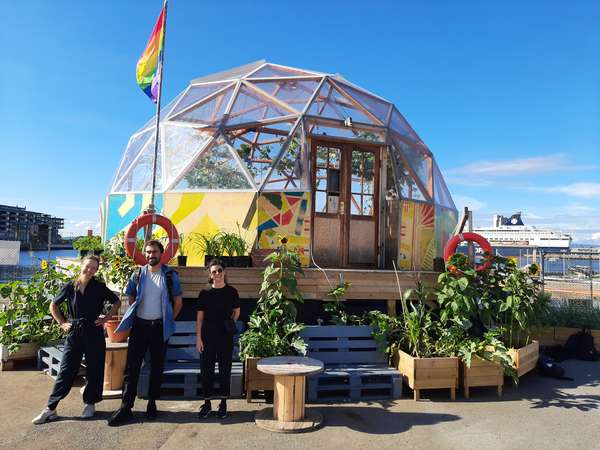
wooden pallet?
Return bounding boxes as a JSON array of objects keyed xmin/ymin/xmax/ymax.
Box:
[
  {"xmin": 301, "ymin": 325, "xmax": 402, "ymax": 402},
  {"xmin": 37, "ymin": 345, "xmax": 86, "ymax": 379},
  {"xmin": 137, "ymin": 321, "xmax": 244, "ymax": 399}
]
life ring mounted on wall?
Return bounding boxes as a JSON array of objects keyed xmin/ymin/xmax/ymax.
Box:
[
  {"xmin": 443, "ymin": 232, "xmax": 493, "ymax": 272},
  {"xmin": 125, "ymin": 213, "xmax": 179, "ymax": 266}
]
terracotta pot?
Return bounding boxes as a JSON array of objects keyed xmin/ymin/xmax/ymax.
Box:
[{"xmin": 104, "ymin": 319, "xmax": 129, "ymax": 343}]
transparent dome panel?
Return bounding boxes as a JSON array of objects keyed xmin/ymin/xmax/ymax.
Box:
[
  {"xmin": 247, "ymin": 63, "xmax": 319, "ymax": 79},
  {"xmin": 391, "ymin": 134, "xmax": 431, "ymax": 195},
  {"xmin": 264, "ymin": 123, "xmax": 309, "ymax": 191},
  {"xmin": 307, "ymin": 80, "xmax": 378, "ymax": 124},
  {"xmin": 167, "ymin": 82, "xmax": 231, "ymax": 119},
  {"xmin": 174, "ymin": 139, "xmax": 252, "ymax": 190},
  {"xmin": 251, "ymin": 79, "xmax": 321, "ymax": 112},
  {"xmin": 112, "ymin": 128, "xmax": 154, "ymax": 190},
  {"xmin": 333, "ymin": 80, "xmax": 391, "ymax": 125},
  {"xmin": 226, "ymin": 84, "xmax": 294, "ymax": 126},
  {"xmin": 171, "ymin": 86, "xmax": 234, "ymax": 125},
  {"xmin": 114, "ymin": 137, "xmax": 162, "ymax": 192},
  {"xmin": 433, "ymin": 160, "xmax": 456, "ymax": 209}
]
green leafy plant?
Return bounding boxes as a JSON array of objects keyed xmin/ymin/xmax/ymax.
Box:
[
  {"xmin": 0, "ymin": 262, "xmax": 76, "ymax": 352},
  {"xmin": 72, "ymin": 235, "xmax": 103, "ymax": 253},
  {"xmin": 458, "ymin": 330, "xmax": 518, "ymax": 385},
  {"xmin": 97, "ymin": 235, "xmax": 136, "ymax": 298},
  {"xmin": 323, "ymin": 281, "xmax": 365, "ymax": 325},
  {"xmin": 540, "ymin": 302, "xmax": 600, "ymax": 330},
  {"xmin": 177, "ymin": 232, "xmax": 199, "ymax": 257},
  {"xmin": 239, "ymin": 240, "xmax": 307, "ymax": 359},
  {"xmin": 195, "ymin": 232, "xmax": 223, "ymax": 257}
]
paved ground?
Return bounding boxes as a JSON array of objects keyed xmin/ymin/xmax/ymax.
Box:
[{"xmin": 1, "ymin": 360, "xmax": 599, "ymax": 450}]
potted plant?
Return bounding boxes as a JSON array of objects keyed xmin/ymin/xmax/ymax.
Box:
[
  {"xmin": 196, "ymin": 232, "xmax": 223, "ymax": 267},
  {"xmin": 239, "ymin": 239, "xmax": 307, "ymax": 401},
  {"xmin": 0, "ymin": 261, "xmax": 75, "ymax": 369},
  {"xmin": 177, "ymin": 233, "xmax": 191, "ymax": 267}
]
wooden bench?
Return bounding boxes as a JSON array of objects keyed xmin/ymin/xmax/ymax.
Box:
[
  {"xmin": 300, "ymin": 325, "xmax": 402, "ymax": 402},
  {"xmin": 137, "ymin": 321, "xmax": 244, "ymax": 399}
]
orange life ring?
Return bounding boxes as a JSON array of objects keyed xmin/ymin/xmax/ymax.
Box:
[
  {"xmin": 444, "ymin": 232, "xmax": 493, "ymax": 272},
  {"xmin": 125, "ymin": 213, "xmax": 179, "ymax": 266}
]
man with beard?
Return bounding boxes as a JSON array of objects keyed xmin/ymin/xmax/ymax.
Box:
[{"xmin": 108, "ymin": 240, "xmax": 183, "ymax": 426}]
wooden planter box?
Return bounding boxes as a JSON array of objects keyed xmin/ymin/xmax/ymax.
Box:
[
  {"xmin": 528, "ymin": 327, "xmax": 555, "ymax": 346},
  {"xmin": 553, "ymin": 327, "xmax": 580, "ymax": 346},
  {"xmin": 508, "ymin": 340, "xmax": 539, "ymax": 377},
  {"xmin": 393, "ymin": 350, "xmax": 458, "ymax": 401},
  {"xmin": 460, "ymin": 356, "xmax": 503, "ymax": 399},
  {"xmin": 244, "ymin": 357, "xmax": 274, "ymax": 402},
  {"xmin": 0, "ymin": 343, "xmax": 40, "ymax": 371}
]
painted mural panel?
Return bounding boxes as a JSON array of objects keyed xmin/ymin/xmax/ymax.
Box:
[
  {"xmin": 161, "ymin": 192, "xmax": 257, "ymax": 266},
  {"xmin": 399, "ymin": 200, "xmax": 435, "ymax": 270},
  {"xmin": 435, "ymin": 206, "xmax": 458, "ymax": 258},
  {"xmin": 257, "ymin": 192, "xmax": 311, "ymax": 266},
  {"xmin": 105, "ymin": 193, "xmax": 164, "ymax": 243}
]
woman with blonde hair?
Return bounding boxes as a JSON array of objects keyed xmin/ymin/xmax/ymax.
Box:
[{"xmin": 32, "ymin": 255, "xmax": 121, "ymax": 424}]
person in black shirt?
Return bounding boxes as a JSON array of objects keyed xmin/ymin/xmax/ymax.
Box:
[
  {"xmin": 196, "ymin": 258, "xmax": 240, "ymax": 419},
  {"xmin": 32, "ymin": 255, "xmax": 120, "ymax": 424}
]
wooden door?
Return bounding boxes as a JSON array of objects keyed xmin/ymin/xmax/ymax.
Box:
[{"xmin": 311, "ymin": 140, "xmax": 379, "ymax": 267}]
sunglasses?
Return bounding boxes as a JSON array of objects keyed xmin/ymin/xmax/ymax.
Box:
[{"xmin": 211, "ymin": 268, "xmax": 223, "ymax": 275}]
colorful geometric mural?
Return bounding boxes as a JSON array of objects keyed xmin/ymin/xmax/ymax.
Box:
[
  {"xmin": 435, "ymin": 206, "xmax": 458, "ymax": 258},
  {"xmin": 257, "ymin": 192, "xmax": 311, "ymax": 266},
  {"xmin": 105, "ymin": 193, "xmax": 164, "ymax": 244},
  {"xmin": 399, "ymin": 201, "xmax": 435, "ymax": 270}
]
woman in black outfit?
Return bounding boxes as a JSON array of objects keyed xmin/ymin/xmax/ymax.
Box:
[
  {"xmin": 32, "ymin": 255, "xmax": 121, "ymax": 424},
  {"xmin": 196, "ymin": 258, "xmax": 240, "ymax": 419}
]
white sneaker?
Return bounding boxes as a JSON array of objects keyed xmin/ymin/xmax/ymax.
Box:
[
  {"xmin": 81, "ymin": 403, "xmax": 95, "ymax": 419},
  {"xmin": 32, "ymin": 407, "xmax": 57, "ymax": 424}
]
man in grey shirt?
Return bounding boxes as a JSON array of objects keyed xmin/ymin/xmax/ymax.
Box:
[{"xmin": 108, "ymin": 240, "xmax": 183, "ymax": 426}]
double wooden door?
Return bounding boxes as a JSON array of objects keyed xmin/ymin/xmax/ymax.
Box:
[{"xmin": 311, "ymin": 139, "xmax": 380, "ymax": 268}]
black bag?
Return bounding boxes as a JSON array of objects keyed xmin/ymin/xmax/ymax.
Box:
[
  {"xmin": 223, "ymin": 319, "xmax": 237, "ymax": 335},
  {"xmin": 537, "ymin": 355, "xmax": 574, "ymax": 381},
  {"xmin": 565, "ymin": 330, "xmax": 600, "ymax": 361}
]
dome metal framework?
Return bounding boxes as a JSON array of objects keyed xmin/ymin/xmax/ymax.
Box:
[{"xmin": 110, "ymin": 60, "xmax": 455, "ymax": 211}]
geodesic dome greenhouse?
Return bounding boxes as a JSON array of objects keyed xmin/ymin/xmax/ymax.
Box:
[{"xmin": 101, "ymin": 61, "xmax": 457, "ymax": 269}]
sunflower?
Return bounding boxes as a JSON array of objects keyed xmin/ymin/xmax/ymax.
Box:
[{"xmin": 40, "ymin": 259, "xmax": 48, "ymax": 270}]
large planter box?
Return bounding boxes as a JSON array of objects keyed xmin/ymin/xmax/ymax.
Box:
[
  {"xmin": 553, "ymin": 327, "xmax": 580, "ymax": 346},
  {"xmin": 508, "ymin": 340, "xmax": 539, "ymax": 377},
  {"xmin": 460, "ymin": 356, "xmax": 503, "ymax": 399},
  {"xmin": 244, "ymin": 357, "xmax": 274, "ymax": 402},
  {"xmin": 528, "ymin": 327, "xmax": 555, "ymax": 346},
  {"xmin": 393, "ymin": 349, "xmax": 458, "ymax": 401},
  {"xmin": 0, "ymin": 343, "xmax": 39, "ymax": 370}
]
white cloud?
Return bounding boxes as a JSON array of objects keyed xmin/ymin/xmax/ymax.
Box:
[
  {"xmin": 62, "ymin": 220, "xmax": 100, "ymax": 237},
  {"xmin": 565, "ymin": 203, "xmax": 598, "ymax": 216},
  {"xmin": 546, "ymin": 182, "xmax": 600, "ymax": 199},
  {"xmin": 452, "ymin": 195, "xmax": 486, "ymax": 212},
  {"xmin": 591, "ymin": 233, "xmax": 600, "ymax": 241}
]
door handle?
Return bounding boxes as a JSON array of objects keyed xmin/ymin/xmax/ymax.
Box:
[{"xmin": 339, "ymin": 201, "xmax": 345, "ymax": 215}]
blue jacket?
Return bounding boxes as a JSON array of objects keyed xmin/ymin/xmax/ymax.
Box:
[{"xmin": 116, "ymin": 265, "xmax": 182, "ymax": 342}]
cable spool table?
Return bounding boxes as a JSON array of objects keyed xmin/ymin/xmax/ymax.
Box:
[
  {"xmin": 255, "ymin": 356, "xmax": 324, "ymax": 433},
  {"xmin": 103, "ymin": 339, "xmax": 128, "ymax": 398}
]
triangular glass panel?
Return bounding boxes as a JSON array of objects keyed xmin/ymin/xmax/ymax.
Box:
[
  {"xmin": 112, "ymin": 128, "xmax": 154, "ymax": 190},
  {"xmin": 174, "ymin": 138, "xmax": 253, "ymax": 190},
  {"xmin": 167, "ymin": 82, "xmax": 231, "ymax": 119},
  {"xmin": 113, "ymin": 135, "xmax": 161, "ymax": 192},
  {"xmin": 173, "ymin": 86, "xmax": 234, "ymax": 125},
  {"xmin": 162, "ymin": 124, "xmax": 214, "ymax": 188},
  {"xmin": 390, "ymin": 133, "xmax": 431, "ymax": 195},
  {"xmin": 332, "ymin": 80, "xmax": 391, "ymax": 125},
  {"xmin": 191, "ymin": 60, "xmax": 266, "ymax": 84},
  {"xmin": 247, "ymin": 63, "xmax": 320, "ymax": 78},
  {"xmin": 433, "ymin": 159, "xmax": 456, "ymax": 209},
  {"xmin": 389, "ymin": 145, "xmax": 427, "ymax": 201},
  {"xmin": 307, "ymin": 120, "xmax": 385, "ymax": 143},
  {"xmin": 390, "ymin": 107, "xmax": 420, "ymax": 144},
  {"xmin": 250, "ymin": 79, "xmax": 321, "ymax": 113},
  {"xmin": 307, "ymin": 80, "xmax": 378, "ymax": 124},
  {"xmin": 137, "ymin": 91, "xmax": 185, "ymax": 133},
  {"xmin": 227, "ymin": 123, "xmax": 292, "ymax": 187},
  {"xmin": 226, "ymin": 84, "xmax": 294, "ymax": 126},
  {"xmin": 264, "ymin": 122, "xmax": 309, "ymax": 190}
]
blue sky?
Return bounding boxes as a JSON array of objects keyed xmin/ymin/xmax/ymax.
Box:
[{"xmin": 2, "ymin": 1, "xmax": 599, "ymax": 243}]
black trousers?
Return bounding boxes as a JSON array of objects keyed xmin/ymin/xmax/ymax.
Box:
[
  {"xmin": 121, "ymin": 318, "xmax": 167, "ymax": 408},
  {"xmin": 201, "ymin": 328, "xmax": 234, "ymax": 399},
  {"xmin": 47, "ymin": 321, "xmax": 105, "ymax": 410}
]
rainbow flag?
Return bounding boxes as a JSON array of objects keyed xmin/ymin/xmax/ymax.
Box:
[{"xmin": 136, "ymin": 7, "xmax": 165, "ymax": 102}]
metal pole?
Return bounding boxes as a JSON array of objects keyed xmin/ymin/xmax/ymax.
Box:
[
  {"xmin": 47, "ymin": 223, "xmax": 52, "ymax": 264},
  {"xmin": 590, "ymin": 254, "xmax": 594, "ymax": 302},
  {"xmin": 147, "ymin": 0, "xmax": 168, "ymax": 216}
]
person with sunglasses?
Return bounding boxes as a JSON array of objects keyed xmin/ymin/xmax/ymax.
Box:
[{"xmin": 196, "ymin": 258, "xmax": 240, "ymax": 419}]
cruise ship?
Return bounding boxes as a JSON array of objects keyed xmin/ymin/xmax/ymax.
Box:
[{"xmin": 474, "ymin": 212, "xmax": 572, "ymax": 249}]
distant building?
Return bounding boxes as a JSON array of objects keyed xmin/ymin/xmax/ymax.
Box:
[{"xmin": 0, "ymin": 205, "xmax": 64, "ymax": 248}]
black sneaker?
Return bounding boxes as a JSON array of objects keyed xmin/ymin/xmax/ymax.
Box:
[
  {"xmin": 146, "ymin": 400, "xmax": 158, "ymax": 420},
  {"xmin": 217, "ymin": 402, "xmax": 228, "ymax": 419},
  {"xmin": 107, "ymin": 407, "xmax": 133, "ymax": 427},
  {"xmin": 198, "ymin": 402, "xmax": 212, "ymax": 419}
]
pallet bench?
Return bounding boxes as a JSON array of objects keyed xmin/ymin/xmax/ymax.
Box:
[
  {"xmin": 300, "ymin": 325, "xmax": 402, "ymax": 402},
  {"xmin": 138, "ymin": 321, "xmax": 244, "ymax": 399},
  {"xmin": 38, "ymin": 345, "xmax": 85, "ymax": 380}
]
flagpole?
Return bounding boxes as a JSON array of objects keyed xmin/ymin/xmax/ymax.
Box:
[{"xmin": 147, "ymin": 0, "xmax": 168, "ymax": 215}]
